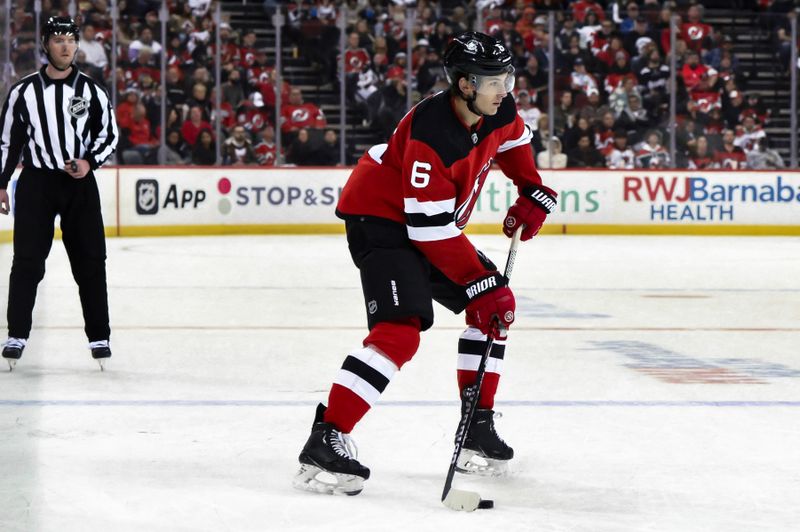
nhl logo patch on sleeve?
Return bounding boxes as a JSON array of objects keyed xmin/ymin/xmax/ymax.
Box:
[{"xmin": 68, "ymin": 96, "xmax": 89, "ymax": 118}]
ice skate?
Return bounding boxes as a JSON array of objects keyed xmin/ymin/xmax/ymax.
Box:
[
  {"xmin": 457, "ymin": 409, "xmax": 513, "ymax": 476},
  {"xmin": 2, "ymin": 338, "xmax": 26, "ymax": 371},
  {"xmin": 89, "ymin": 340, "xmax": 111, "ymax": 371},
  {"xmin": 293, "ymin": 404, "xmax": 370, "ymax": 496}
]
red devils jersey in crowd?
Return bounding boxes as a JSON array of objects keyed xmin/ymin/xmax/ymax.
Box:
[
  {"xmin": 239, "ymin": 46, "xmax": 258, "ymax": 68},
  {"xmin": 689, "ymin": 89, "xmax": 721, "ymax": 113},
  {"xmin": 237, "ymin": 107, "xmax": 272, "ymax": 132},
  {"xmin": 339, "ymin": 48, "xmax": 371, "ymax": 74},
  {"xmin": 680, "ymin": 22, "xmax": 713, "ymax": 52},
  {"xmin": 713, "ymin": 147, "xmax": 748, "ymax": 169},
  {"xmin": 255, "ymin": 141, "xmax": 281, "ymax": 166},
  {"xmin": 257, "ymin": 80, "xmax": 291, "ymax": 109},
  {"xmin": 247, "ymin": 64, "xmax": 275, "ymax": 85},
  {"xmin": 280, "ymin": 103, "xmax": 327, "ymax": 132},
  {"xmin": 208, "ymin": 42, "xmax": 240, "ymax": 65},
  {"xmin": 337, "ymin": 91, "xmax": 541, "ymax": 285}
]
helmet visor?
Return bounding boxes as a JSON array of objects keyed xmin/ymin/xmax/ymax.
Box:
[{"xmin": 471, "ymin": 68, "xmax": 515, "ymax": 96}]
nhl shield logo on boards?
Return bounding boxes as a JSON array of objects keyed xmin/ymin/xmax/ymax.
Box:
[
  {"xmin": 136, "ymin": 179, "xmax": 159, "ymax": 215},
  {"xmin": 67, "ymin": 96, "xmax": 89, "ymax": 118}
]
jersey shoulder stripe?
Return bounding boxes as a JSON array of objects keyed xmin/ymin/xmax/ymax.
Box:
[{"xmin": 409, "ymin": 91, "xmax": 519, "ymax": 168}]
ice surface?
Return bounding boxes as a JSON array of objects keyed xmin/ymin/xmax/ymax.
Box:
[{"xmin": 0, "ymin": 234, "xmax": 798, "ymax": 531}]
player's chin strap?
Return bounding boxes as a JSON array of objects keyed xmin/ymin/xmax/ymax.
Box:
[{"xmin": 459, "ymin": 90, "xmax": 484, "ymax": 117}]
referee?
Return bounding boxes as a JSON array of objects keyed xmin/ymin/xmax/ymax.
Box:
[{"xmin": 0, "ymin": 16, "xmax": 118, "ymax": 370}]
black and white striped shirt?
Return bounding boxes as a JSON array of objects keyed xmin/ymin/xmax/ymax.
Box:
[{"xmin": 0, "ymin": 66, "xmax": 118, "ymax": 187}]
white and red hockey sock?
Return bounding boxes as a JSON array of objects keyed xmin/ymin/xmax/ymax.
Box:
[
  {"xmin": 324, "ymin": 318, "xmax": 421, "ymax": 432},
  {"xmin": 456, "ymin": 327, "xmax": 506, "ymax": 409}
]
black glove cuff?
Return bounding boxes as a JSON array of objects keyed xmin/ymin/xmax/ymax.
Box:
[
  {"xmin": 465, "ymin": 272, "xmax": 506, "ymax": 301},
  {"xmin": 521, "ymin": 185, "xmax": 557, "ymax": 214}
]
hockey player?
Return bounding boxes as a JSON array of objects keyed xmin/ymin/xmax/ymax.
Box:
[{"xmin": 294, "ymin": 31, "xmax": 557, "ymax": 496}]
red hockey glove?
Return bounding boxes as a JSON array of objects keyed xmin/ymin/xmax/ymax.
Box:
[
  {"xmin": 464, "ymin": 272, "xmax": 515, "ymax": 335},
  {"xmin": 503, "ymin": 184, "xmax": 558, "ymax": 241}
]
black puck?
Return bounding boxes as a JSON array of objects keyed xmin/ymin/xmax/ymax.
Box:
[{"xmin": 477, "ymin": 499, "xmax": 494, "ymax": 509}]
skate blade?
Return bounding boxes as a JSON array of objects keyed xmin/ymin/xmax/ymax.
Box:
[
  {"xmin": 455, "ymin": 450, "xmax": 509, "ymax": 476},
  {"xmin": 5, "ymin": 358, "xmax": 16, "ymax": 371},
  {"xmin": 292, "ymin": 463, "xmax": 364, "ymax": 496},
  {"xmin": 97, "ymin": 358, "xmax": 107, "ymax": 371}
]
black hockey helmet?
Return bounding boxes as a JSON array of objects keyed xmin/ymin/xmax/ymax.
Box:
[
  {"xmin": 42, "ymin": 16, "xmax": 80, "ymax": 44},
  {"xmin": 443, "ymin": 31, "xmax": 514, "ymax": 84}
]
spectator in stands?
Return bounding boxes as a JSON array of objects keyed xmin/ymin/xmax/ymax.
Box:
[
  {"xmin": 316, "ymin": 129, "xmax": 341, "ymax": 166},
  {"xmin": 606, "ymin": 129, "xmax": 636, "ymax": 169},
  {"xmin": 637, "ymin": 48, "xmax": 670, "ymax": 115},
  {"xmin": 531, "ymin": 113, "xmax": 551, "ymax": 155},
  {"xmin": 126, "ymin": 47, "xmax": 160, "ymax": 87},
  {"xmin": 556, "ymin": 13, "xmax": 580, "ymax": 54},
  {"xmin": 553, "ymin": 90, "xmax": 577, "ymax": 137},
  {"xmin": 579, "ymin": 87, "xmax": 604, "ymax": 124},
  {"xmin": 747, "ymin": 138, "xmax": 785, "ymax": 169},
  {"xmin": 236, "ymin": 92, "xmax": 273, "ymax": 134},
  {"xmin": 572, "ymin": 0, "xmax": 606, "ymax": 24},
  {"xmin": 80, "ymin": 23, "xmax": 108, "ymax": 70},
  {"xmin": 680, "ymin": 4, "xmax": 714, "ymax": 55},
  {"xmin": 221, "ymin": 67, "xmax": 245, "ymax": 108},
  {"xmin": 570, "ymin": 57, "xmax": 600, "ymax": 94},
  {"xmin": 734, "ymin": 115, "xmax": 767, "ymax": 155},
  {"xmin": 516, "ymin": 89, "xmax": 541, "ymax": 132},
  {"xmin": 182, "ymin": 106, "xmax": 213, "ymax": 147},
  {"xmin": 635, "ymin": 130, "xmax": 670, "ymax": 168},
  {"xmin": 688, "ymin": 136, "xmax": 715, "ymax": 169},
  {"xmin": 287, "ymin": 128, "xmax": 317, "ymax": 166},
  {"xmin": 255, "ymin": 125, "xmax": 281, "ymax": 166},
  {"xmin": 676, "ymin": 118, "xmax": 701, "ymax": 160},
  {"xmin": 495, "ymin": 14, "xmax": 524, "ymax": 54},
  {"xmin": 165, "ymin": 68, "xmax": 188, "ymax": 109},
  {"xmin": 186, "ymin": 82, "xmax": 213, "ymax": 119},
  {"xmin": 537, "ymin": 137, "xmax": 568, "ymax": 169},
  {"xmin": 129, "ymin": 27, "xmax": 163, "ymax": 61},
  {"xmin": 741, "ymin": 93, "xmax": 771, "ymax": 126},
  {"xmin": 192, "ymin": 129, "xmax": 217, "ymax": 166},
  {"xmin": 595, "ymin": 111, "xmax": 616, "ymax": 153},
  {"xmin": 723, "ymin": 90, "xmax": 746, "ymax": 129},
  {"xmin": 618, "ymin": 1, "xmax": 640, "ymax": 33},
  {"xmin": 568, "ymin": 132, "xmax": 606, "ymax": 167},
  {"xmin": 116, "ymin": 89, "xmax": 139, "ymax": 131},
  {"xmin": 616, "ymin": 92, "xmax": 651, "ymax": 142},
  {"xmin": 223, "ymin": 125, "xmax": 259, "ymax": 166},
  {"xmin": 372, "ymin": 76, "xmax": 408, "ymax": 142},
  {"xmin": 416, "ymin": 48, "xmax": 446, "ymax": 95},
  {"xmin": 75, "ymin": 49, "xmax": 104, "ymax": 85},
  {"xmin": 774, "ymin": 10, "xmax": 799, "ymax": 73},
  {"xmin": 428, "ymin": 20, "xmax": 453, "ymax": 56},
  {"xmin": 577, "ymin": 10, "xmax": 602, "ymax": 51},
  {"xmin": 239, "ymin": 30, "xmax": 258, "ymax": 68},
  {"xmin": 713, "ymin": 128, "xmax": 748, "ymax": 169},
  {"xmin": 164, "ymin": 129, "xmax": 191, "ymax": 165},
  {"xmin": 121, "ymin": 103, "xmax": 159, "ymax": 165},
  {"xmin": 624, "ymin": 17, "xmax": 655, "ymax": 60},
  {"xmin": 681, "ymin": 50, "xmax": 709, "ymax": 91},
  {"xmin": 609, "ymin": 77, "xmax": 641, "ymax": 120},
  {"xmin": 564, "ymin": 115, "xmax": 595, "ymax": 153},
  {"xmin": 280, "ymin": 88, "xmax": 327, "ymax": 137}
]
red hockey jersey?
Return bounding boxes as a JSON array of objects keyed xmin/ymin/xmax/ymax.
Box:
[{"xmin": 337, "ymin": 91, "xmax": 542, "ymax": 285}]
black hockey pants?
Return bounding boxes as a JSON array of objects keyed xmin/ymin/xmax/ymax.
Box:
[{"xmin": 7, "ymin": 167, "xmax": 109, "ymax": 341}]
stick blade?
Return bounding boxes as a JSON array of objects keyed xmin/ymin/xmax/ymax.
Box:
[{"xmin": 442, "ymin": 488, "xmax": 482, "ymax": 512}]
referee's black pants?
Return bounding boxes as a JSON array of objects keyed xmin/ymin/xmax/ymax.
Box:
[{"xmin": 7, "ymin": 167, "xmax": 110, "ymax": 342}]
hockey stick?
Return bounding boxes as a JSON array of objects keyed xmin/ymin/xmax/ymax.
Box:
[{"xmin": 442, "ymin": 226, "xmax": 523, "ymax": 511}]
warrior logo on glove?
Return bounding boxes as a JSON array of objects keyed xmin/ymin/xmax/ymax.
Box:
[{"xmin": 503, "ymin": 184, "xmax": 558, "ymax": 241}]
